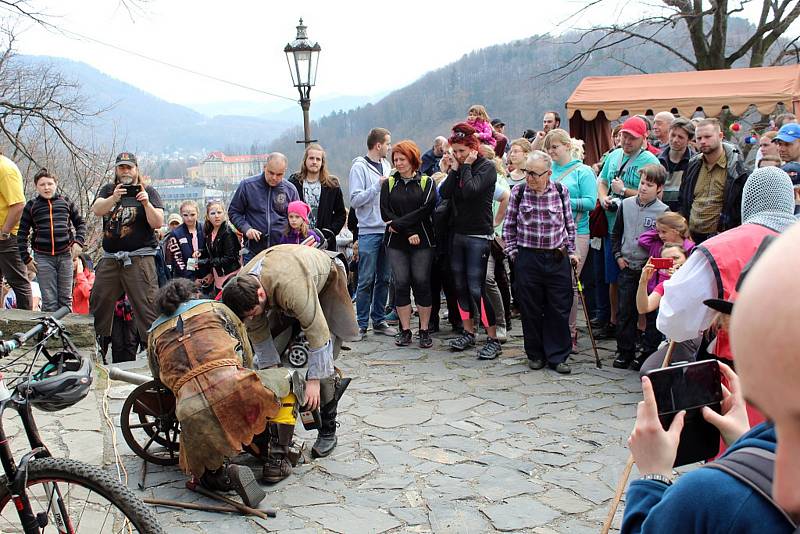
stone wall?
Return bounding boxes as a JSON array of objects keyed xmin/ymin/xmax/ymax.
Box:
[{"xmin": 0, "ymin": 310, "xmax": 95, "ymax": 348}]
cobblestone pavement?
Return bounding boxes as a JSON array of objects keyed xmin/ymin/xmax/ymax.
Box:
[{"xmin": 90, "ymin": 317, "xmax": 643, "ymax": 534}]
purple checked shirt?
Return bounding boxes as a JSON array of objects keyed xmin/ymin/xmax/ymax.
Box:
[{"xmin": 502, "ymin": 181, "xmax": 576, "ymax": 260}]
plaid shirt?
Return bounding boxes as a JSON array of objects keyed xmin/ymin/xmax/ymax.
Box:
[{"xmin": 502, "ymin": 181, "xmax": 576, "ymax": 260}]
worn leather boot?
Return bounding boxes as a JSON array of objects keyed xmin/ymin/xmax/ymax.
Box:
[
  {"xmin": 262, "ymin": 423, "xmax": 295, "ymax": 484},
  {"xmin": 312, "ymin": 376, "xmax": 352, "ymax": 458},
  {"xmin": 199, "ymin": 463, "xmax": 265, "ymax": 508}
]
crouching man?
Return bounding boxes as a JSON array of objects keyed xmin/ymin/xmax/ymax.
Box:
[
  {"xmin": 147, "ymin": 279, "xmax": 306, "ymax": 504},
  {"xmin": 222, "ymin": 244, "xmax": 359, "ymax": 477}
]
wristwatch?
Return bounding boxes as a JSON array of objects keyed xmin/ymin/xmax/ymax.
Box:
[
  {"xmin": 0, "ymin": 231, "xmax": 10, "ymax": 240},
  {"xmin": 640, "ymin": 473, "xmax": 673, "ymax": 486}
]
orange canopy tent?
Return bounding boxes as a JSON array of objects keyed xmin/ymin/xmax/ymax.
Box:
[{"xmin": 566, "ymin": 65, "xmax": 800, "ymax": 164}]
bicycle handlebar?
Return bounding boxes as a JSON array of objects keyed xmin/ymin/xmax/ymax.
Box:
[{"xmin": 0, "ymin": 306, "xmax": 70, "ymax": 356}]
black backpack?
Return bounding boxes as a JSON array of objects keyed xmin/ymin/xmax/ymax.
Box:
[{"xmin": 703, "ymin": 446, "xmax": 798, "ymax": 530}]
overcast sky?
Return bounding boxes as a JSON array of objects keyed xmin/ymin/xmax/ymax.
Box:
[{"xmin": 8, "ymin": 0, "xmax": 782, "ymax": 111}]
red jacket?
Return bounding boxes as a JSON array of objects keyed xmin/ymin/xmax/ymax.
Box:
[{"xmin": 72, "ymin": 270, "xmax": 94, "ymax": 314}]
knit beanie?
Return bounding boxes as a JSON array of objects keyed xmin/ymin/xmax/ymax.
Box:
[{"xmin": 288, "ymin": 200, "xmax": 311, "ymax": 224}]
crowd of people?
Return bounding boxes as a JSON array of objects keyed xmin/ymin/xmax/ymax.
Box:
[{"xmin": 1, "ymin": 103, "xmax": 799, "ymax": 527}]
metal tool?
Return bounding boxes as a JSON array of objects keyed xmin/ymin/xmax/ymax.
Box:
[{"xmin": 572, "ymin": 262, "xmax": 602, "ymax": 368}]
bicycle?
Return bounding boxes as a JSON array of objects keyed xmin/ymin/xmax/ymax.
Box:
[{"xmin": 0, "ymin": 306, "xmax": 164, "ymax": 533}]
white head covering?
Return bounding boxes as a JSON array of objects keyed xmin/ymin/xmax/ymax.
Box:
[{"xmin": 741, "ymin": 167, "xmax": 796, "ymax": 232}]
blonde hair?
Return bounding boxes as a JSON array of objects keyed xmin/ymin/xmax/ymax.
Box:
[
  {"xmin": 286, "ymin": 216, "xmax": 310, "ymax": 238},
  {"xmin": 543, "ymin": 129, "xmax": 585, "ymax": 161},
  {"xmin": 431, "ymin": 171, "xmax": 447, "ymax": 186},
  {"xmin": 509, "ymin": 138, "xmax": 532, "ymax": 153},
  {"xmin": 468, "ymin": 105, "xmax": 490, "ymax": 122},
  {"xmin": 656, "ymin": 212, "xmax": 690, "ymax": 239}
]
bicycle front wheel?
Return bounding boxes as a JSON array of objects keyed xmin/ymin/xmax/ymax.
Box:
[{"xmin": 0, "ymin": 457, "xmax": 164, "ymax": 533}]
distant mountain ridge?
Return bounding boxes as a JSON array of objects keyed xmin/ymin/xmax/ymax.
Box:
[
  {"xmin": 16, "ymin": 55, "xmax": 295, "ymax": 154},
  {"xmin": 267, "ymin": 18, "xmax": 768, "ymax": 188}
]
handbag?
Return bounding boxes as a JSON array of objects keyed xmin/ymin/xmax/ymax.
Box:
[{"xmin": 589, "ymin": 200, "xmax": 608, "ymax": 238}]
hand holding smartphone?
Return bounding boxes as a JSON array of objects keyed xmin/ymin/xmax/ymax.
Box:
[
  {"xmin": 120, "ymin": 184, "xmax": 142, "ymax": 207},
  {"xmin": 646, "ymin": 360, "xmax": 723, "ymax": 466},
  {"xmin": 650, "ymin": 257, "xmax": 674, "ymax": 270}
]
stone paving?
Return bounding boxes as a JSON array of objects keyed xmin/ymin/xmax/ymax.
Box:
[{"xmin": 94, "ymin": 318, "xmax": 645, "ymax": 534}]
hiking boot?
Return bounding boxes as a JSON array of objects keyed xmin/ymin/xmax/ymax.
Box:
[
  {"xmin": 528, "ymin": 358, "xmax": 546, "ymax": 370},
  {"xmin": 477, "ymin": 338, "xmax": 502, "ymax": 360},
  {"xmin": 200, "ymin": 464, "xmax": 265, "ymax": 508},
  {"xmin": 419, "ymin": 329, "xmax": 433, "ymax": 349},
  {"xmin": 384, "ymin": 310, "xmax": 399, "ymax": 325},
  {"xmin": 373, "ymin": 321, "xmax": 398, "ymax": 337},
  {"xmin": 449, "ymin": 331, "xmax": 476, "ymax": 351},
  {"xmin": 550, "ymin": 362, "xmax": 572, "ymax": 375},
  {"xmin": 394, "ymin": 329, "xmax": 412, "ymax": 347},
  {"xmin": 356, "ymin": 327, "xmax": 368, "ymax": 341},
  {"xmin": 613, "ymin": 351, "xmax": 635, "ymax": 369}
]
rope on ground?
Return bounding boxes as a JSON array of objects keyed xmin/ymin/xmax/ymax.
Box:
[{"xmin": 97, "ymin": 363, "xmax": 128, "ymax": 487}]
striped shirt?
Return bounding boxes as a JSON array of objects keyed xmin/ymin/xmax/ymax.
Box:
[{"xmin": 502, "ymin": 181, "xmax": 576, "ymax": 260}]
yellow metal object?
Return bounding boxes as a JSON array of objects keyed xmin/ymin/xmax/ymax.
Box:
[{"xmin": 271, "ymin": 393, "xmax": 297, "ymax": 425}]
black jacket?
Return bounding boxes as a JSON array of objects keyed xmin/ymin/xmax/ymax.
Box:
[
  {"xmin": 17, "ymin": 194, "xmax": 86, "ymax": 264},
  {"xmin": 438, "ymin": 156, "xmax": 496, "ymax": 236},
  {"xmin": 679, "ymin": 143, "xmax": 748, "ymax": 235},
  {"xmin": 380, "ymin": 171, "xmax": 436, "ymax": 249},
  {"xmin": 204, "ymin": 222, "xmax": 241, "ymax": 277},
  {"xmin": 289, "ymin": 174, "xmax": 346, "ymax": 251}
]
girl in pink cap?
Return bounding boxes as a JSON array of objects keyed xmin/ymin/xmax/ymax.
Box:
[{"xmin": 280, "ymin": 200, "xmax": 323, "ymax": 246}]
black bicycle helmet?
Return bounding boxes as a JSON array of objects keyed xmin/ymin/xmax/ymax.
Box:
[{"xmin": 20, "ymin": 351, "xmax": 93, "ymax": 412}]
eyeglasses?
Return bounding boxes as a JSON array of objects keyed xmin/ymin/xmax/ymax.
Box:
[{"xmin": 525, "ymin": 169, "xmax": 551, "ymax": 178}]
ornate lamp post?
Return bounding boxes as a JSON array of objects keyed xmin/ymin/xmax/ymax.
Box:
[{"xmin": 284, "ymin": 18, "xmax": 321, "ymax": 146}]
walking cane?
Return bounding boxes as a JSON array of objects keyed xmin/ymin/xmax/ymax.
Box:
[
  {"xmin": 571, "ymin": 262, "xmax": 602, "ymax": 368},
  {"xmin": 600, "ymin": 340, "xmax": 677, "ymax": 534}
]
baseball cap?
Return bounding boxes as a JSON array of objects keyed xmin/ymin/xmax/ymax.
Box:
[
  {"xmin": 774, "ymin": 123, "xmax": 800, "ymax": 143},
  {"xmin": 491, "ymin": 119, "xmax": 505, "ymax": 127},
  {"xmin": 781, "ymin": 161, "xmax": 800, "ymax": 187},
  {"xmin": 619, "ymin": 117, "xmax": 647, "ymax": 139},
  {"xmin": 167, "ymin": 213, "xmax": 181, "ymax": 225},
  {"xmin": 115, "ymin": 152, "xmax": 138, "ymax": 167}
]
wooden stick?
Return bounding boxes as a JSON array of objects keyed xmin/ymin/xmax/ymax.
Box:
[
  {"xmin": 187, "ymin": 479, "xmax": 277, "ymax": 518},
  {"xmin": 143, "ymin": 497, "xmax": 240, "ymax": 514},
  {"xmin": 600, "ymin": 341, "xmax": 677, "ymax": 534}
]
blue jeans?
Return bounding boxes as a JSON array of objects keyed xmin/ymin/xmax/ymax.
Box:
[{"xmin": 355, "ymin": 233, "xmax": 391, "ymax": 329}]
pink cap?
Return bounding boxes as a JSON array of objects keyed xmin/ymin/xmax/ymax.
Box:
[
  {"xmin": 620, "ymin": 116, "xmax": 648, "ymax": 139},
  {"xmin": 287, "ymin": 200, "xmax": 311, "ymax": 224}
]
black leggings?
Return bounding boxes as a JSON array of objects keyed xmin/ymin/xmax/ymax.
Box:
[
  {"xmin": 450, "ymin": 233, "xmax": 495, "ymax": 327},
  {"xmin": 386, "ymin": 246, "xmax": 434, "ymax": 307}
]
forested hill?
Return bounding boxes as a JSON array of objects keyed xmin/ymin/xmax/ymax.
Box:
[{"xmin": 268, "ymin": 19, "xmax": 759, "ymax": 186}]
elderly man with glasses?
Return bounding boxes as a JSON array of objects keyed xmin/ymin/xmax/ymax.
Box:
[{"xmin": 502, "ymin": 151, "xmax": 578, "ymax": 375}]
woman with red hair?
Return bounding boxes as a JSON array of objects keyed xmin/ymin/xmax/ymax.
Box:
[
  {"xmin": 439, "ymin": 123, "xmax": 503, "ymax": 360},
  {"xmin": 380, "ymin": 140, "xmax": 437, "ymax": 348}
]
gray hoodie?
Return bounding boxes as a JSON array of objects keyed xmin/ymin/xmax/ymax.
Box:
[
  {"xmin": 611, "ymin": 195, "xmax": 668, "ymax": 270},
  {"xmin": 349, "ymin": 156, "xmax": 392, "ymax": 235}
]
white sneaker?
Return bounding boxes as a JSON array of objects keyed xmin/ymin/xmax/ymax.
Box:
[{"xmin": 496, "ymin": 326, "xmax": 508, "ymax": 344}]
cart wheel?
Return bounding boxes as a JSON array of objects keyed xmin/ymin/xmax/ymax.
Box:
[
  {"xmin": 287, "ymin": 342, "xmax": 309, "ymax": 368},
  {"xmin": 120, "ymin": 380, "xmax": 180, "ymax": 466}
]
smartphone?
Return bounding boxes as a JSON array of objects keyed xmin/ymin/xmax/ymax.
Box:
[
  {"xmin": 646, "ymin": 360, "xmax": 722, "ymax": 466},
  {"xmin": 650, "ymin": 257, "xmax": 674, "ymax": 270},
  {"xmin": 120, "ymin": 184, "xmax": 141, "ymax": 207}
]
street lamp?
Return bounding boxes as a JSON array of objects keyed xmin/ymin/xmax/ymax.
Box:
[{"xmin": 284, "ymin": 18, "xmax": 321, "ymax": 147}]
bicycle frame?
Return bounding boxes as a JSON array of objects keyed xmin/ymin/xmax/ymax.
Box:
[{"xmin": 0, "ymin": 309, "xmax": 77, "ymax": 533}]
